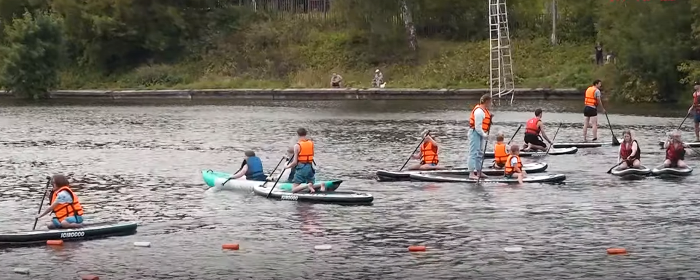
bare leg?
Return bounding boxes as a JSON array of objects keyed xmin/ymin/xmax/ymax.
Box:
[
  {"xmin": 677, "ymin": 160, "xmax": 688, "ymax": 169},
  {"xmin": 632, "ymin": 159, "xmax": 641, "ymax": 168},
  {"xmin": 591, "ymin": 116, "xmax": 599, "ymax": 140},
  {"xmin": 61, "ymin": 221, "xmax": 83, "ymax": 229},
  {"xmin": 407, "ymin": 164, "xmax": 422, "ymax": 170},
  {"xmin": 291, "ymin": 183, "xmax": 304, "ymax": 193},
  {"xmin": 516, "ymin": 172, "xmax": 524, "ymax": 184},
  {"xmin": 663, "ymin": 159, "xmax": 672, "ymax": 168},
  {"xmin": 46, "ymin": 222, "xmax": 57, "ymax": 229},
  {"xmin": 583, "ymin": 116, "xmax": 590, "ymax": 141},
  {"xmin": 618, "ymin": 161, "xmax": 629, "ymax": 170},
  {"xmin": 419, "ymin": 164, "xmax": 445, "ymax": 170},
  {"xmin": 695, "ymin": 121, "xmax": 700, "ymax": 141}
]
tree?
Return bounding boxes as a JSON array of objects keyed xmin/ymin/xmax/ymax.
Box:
[
  {"xmin": 598, "ymin": 1, "xmax": 693, "ymax": 102},
  {"xmin": 0, "ymin": 11, "xmax": 63, "ymax": 99}
]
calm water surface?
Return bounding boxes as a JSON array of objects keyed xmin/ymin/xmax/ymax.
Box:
[{"xmin": 0, "ymin": 99, "xmax": 698, "ymax": 280}]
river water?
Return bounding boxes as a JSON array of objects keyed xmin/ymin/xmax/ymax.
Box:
[{"xmin": 0, "ymin": 99, "xmax": 698, "ymax": 279}]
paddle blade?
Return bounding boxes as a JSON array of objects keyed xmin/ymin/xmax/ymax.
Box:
[{"xmin": 612, "ymin": 135, "xmax": 620, "ymax": 146}]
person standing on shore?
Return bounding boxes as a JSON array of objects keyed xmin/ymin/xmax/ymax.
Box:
[
  {"xmin": 686, "ymin": 81, "xmax": 700, "ymax": 142},
  {"xmin": 468, "ymin": 94, "xmax": 492, "ymax": 179},
  {"xmin": 583, "ymin": 79, "xmax": 606, "ymax": 142},
  {"xmin": 330, "ymin": 73, "xmax": 343, "ymax": 88},
  {"xmin": 372, "ymin": 69, "xmax": 384, "ymax": 88}
]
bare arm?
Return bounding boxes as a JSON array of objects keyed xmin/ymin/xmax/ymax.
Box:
[
  {"xmin": 37, "ymin": 201, "xmax": 59, "ymax": 218},
  {"xmin": 629, "ymin": 141, "xmax": 638, "ymax": 158},
  {"xmin": 231, "ymin": 165, "xmax": 248, "ymax": 179},
  {"xmin": 539, "ymin": 122, "xmax": 551, "ymax": 142},
  {"xmin": 284, "ymin": 144, "xmax": 300, "ymax": 169}
]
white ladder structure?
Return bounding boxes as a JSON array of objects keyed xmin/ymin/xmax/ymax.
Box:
[{"xmin": 488, "ymin": 0, "xmax": 515, "ymax": 105}]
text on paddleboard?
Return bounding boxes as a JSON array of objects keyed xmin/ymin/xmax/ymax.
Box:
[{"xmin": 60, "ymin": 231, "xmax": 85, "ymax": 238}]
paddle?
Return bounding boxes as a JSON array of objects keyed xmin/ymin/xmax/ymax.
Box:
[
  {"xmin": 398, "ymin": 130, "xmax": 431, "ymax": 171},
  {"xmin": 606, "ymin": 161, "xmax": 624, "ymax": 174},
  {"xmin": 32, "ymin": 177, "xmax": 52, "ymax": 231},
  {"xmin": 544, "ymin": 122, "xmax": 563, "ymax": 155},
  {"xmin": 507, "ymin": 125, "xmax": 522, "ymax": 145},
  {"xmin": 678, "ymin": 113, "xmax": 690, "ymax": 130},
  {"xmin": 266, "ymin": 156, "xmax": 288, "ymax": 198},
  {"xmin": 604, "ymin": 111, "xmax": 620, "ymax": 146},
  {"xmin": 221, "ymin": 156, "xmax": 285, "ymax": 186}
]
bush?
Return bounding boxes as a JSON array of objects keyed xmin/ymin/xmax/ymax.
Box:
[{"xmin": 0, "ymin": 11, "xmax": 63, "ymax": 99}]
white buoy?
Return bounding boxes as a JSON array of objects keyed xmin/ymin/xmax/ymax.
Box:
[
  {"xmin": 133, "ymin": 242, "xmax": 151, "ymax": 247},
  {"xmin": 314, "ymin": 244, "xmax": 332, "ymax": 250},
  {"xmin": 503, "ymin": 246, "xmax": 522, "ymax": 253},
  {"xmin": 13, "ymin": 268, "xmax": 30, "ymax": 274}
]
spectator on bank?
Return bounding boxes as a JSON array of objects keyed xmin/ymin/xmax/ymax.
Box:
[
  {"xmin": 606, "ymin": 51, "xmax": 616, "ymax": 64},
  {"xmin": 330, "ymin": 73, "xmax": 343, "ymax": 88},
  {"xmin": 595, "ymin": 43, "xmax": 604, "ymax": 65},
  {"xmin": 372, "ymin": 69, "xmax": 385, "ymax": 88}
]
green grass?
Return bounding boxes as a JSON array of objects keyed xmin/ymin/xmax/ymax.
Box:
[{"xmin": 57, "ymin": 20, "xmax": 602, "ymax": 90}]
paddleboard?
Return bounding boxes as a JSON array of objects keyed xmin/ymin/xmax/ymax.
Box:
[
  {"xmin": 658, "ymin": 141, "xmax": 700, "ymax": 148},
  {"xmin": 484, "ymin": 147, "xmax": 577, "ymax": 158},
  {"xmin": 651, "ymin": 166, "xmax": 693, "ymax": 176},
  {"xmin": 408, "ymin": 173, "xmax": 566, "ymax": 184},
  {"xmin": 376, "ymin": 162, "xmax": 548, "ymax": 181},
  {"xmin": 552, "ymin": 139, "xmax": 622, "ymax": 149},
  {"xmin": 611, "ymin": 165, "xmax": 651, "ymax": 177}
]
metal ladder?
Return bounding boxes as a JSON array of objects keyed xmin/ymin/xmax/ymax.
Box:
[{"xmin": 488, "ymin": 0, "xmax": 515, "ymax": 106}]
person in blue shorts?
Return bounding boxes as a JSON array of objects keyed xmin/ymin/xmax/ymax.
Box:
[
  {"xmin": 687, "ymin": 82, "xmax": 700, "ymax": 142},
  {"xmin": 285, "ymin": 128, "xmax": 323, "ymax": 193},
  {"xmin": 229, "ymin": 150, "xmax": 267, "ymax": 181},
  {"xmin": 36, "ymin": 174, "xmax": 85, "ymax": 229}
]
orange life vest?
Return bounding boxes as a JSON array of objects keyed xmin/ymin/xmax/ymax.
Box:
[
  {"xmin": 694, "ymin": 91, "xmax": 700, "ymax": 113},
  {"xmin": 525, "ymin": 117, "xmax": 540, "ymax": 135},
  {"xmin": 494, "ymin": 142, "xmax": 508, "ymax": 165},
  {"xmin": 468, "ymin": 105, "xmax": 492, "ymax": 133},
  {"xmin": 50, "ymin": 186, "xmax": 84, "ymax": 222},
  {"xmin": 504, "ymin": 155, "xmax": 522, "ymax": 175},
  {"xmin": 420, "ymin": 141, "xmax": 439, "ymax": 164},
  {"xmin": 584, "ymin": 86, "xmax": 598, "ymax": 107},
  {"xmin": 297, "ymin": 139, "xmax": 314, "ymax": 164}
]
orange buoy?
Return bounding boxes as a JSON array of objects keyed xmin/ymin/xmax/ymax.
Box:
[
  {"xmin": 408, "ymin": 245, "xmax": 426, "ymax": 252},
  {"xmin": 80, "ymin": 275, "xmax": 99, "ymax": 280},
  {"xmin": 607, "ymin": 248, "xmax": 627, "ymax": 255},
  {"xmin": 222, "ymin": 243, "xmax": 240, "ymax": 250},
  {"xmin": 46, "ymin": 240, "xmax": 63, "ymax": 246}
]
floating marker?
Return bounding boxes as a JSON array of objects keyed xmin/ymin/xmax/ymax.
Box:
[
  {"xmin": 133, "ymin": 242, "xmax": 151, "ymax": 247},
  {"xmin": 12, "ymin": 268, "xmax": 30, "ymax": 274},
  {"xmin": 46, "ymin": 240, "xmax": 63, "ymax": 246},
  {"xmin": 222, "ymin": 243, "xmax": 240, "ymax": 250},
  {"xmin": 607, "ymin": 248, "xmax": 627, "ymax": 255},
  {"xmin": 80, "ymin": 275, "xmax": 100, "ymax": 280},
  {"xmin": 314, "ymin": 244, "xmax": 332, "ymax": 250},
  {"xmin": 408, "ymin": 245, "xmax": 426, "ymax": 252},
  {"xmin": 503, "ymin": 246, "xmax": 522, "ymax": 253}
]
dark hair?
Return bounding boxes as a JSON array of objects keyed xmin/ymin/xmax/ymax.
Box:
[
  {"xmin": 496, "ymin": 135, "xmax": 504, "ymax": 141},
  {"xmin": 593, "ymin": 79, "xmax": 601, "ymax": 86},
  {"xmin": 52, "ymin": 174, "xmax": 70, "ymax": 188},
  {"xmin": 479, "ymin": 94, "xmax": 492, "ymax": 104},
  {"xmin": 297, "ymin": 128, "xmax": 307, "ymax": 136},
  {"xmin": 244, "ymin": 150, "xmax": 255, "ymax": 157},
  {"xmin": 534, "ymin": 108, "xmax": 542, "ymax": 117}
]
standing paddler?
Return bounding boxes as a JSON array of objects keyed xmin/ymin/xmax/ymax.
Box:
[
  {"xmin": 467, "ymin": 94, "xmax": 493, "ymax": 179},
  {"xmin": 686, "ymin": 81, "xmax": 700, "ymax": 142},
  {"xmin": 583, "ymin": 79, "xmax": 606, "ymax": 142}
]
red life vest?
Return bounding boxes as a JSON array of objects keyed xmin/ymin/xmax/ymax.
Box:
[
  {"xmin": 694, "ymin": 91, "xmax": 700, "ymax": 113},
  {"xmin": 525, "ymin": 117, "xmax": 540, "ymax": 135},
  {"xmin": 666, "ymin": 142, "xmax": 685, "ymax": 161},
  {"xmin": 619, "ymin": 140, "xmax": 641, "ymax": 160}
]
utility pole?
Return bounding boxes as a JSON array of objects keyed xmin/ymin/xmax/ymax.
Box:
[{"xmin": 550, "ymin": 0, "xmax": 557, "ymax": 45}]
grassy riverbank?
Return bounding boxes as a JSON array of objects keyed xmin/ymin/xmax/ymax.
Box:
[{"xmin": 58, "ymin": 35, "xmax": 598, "ymax": 91}]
